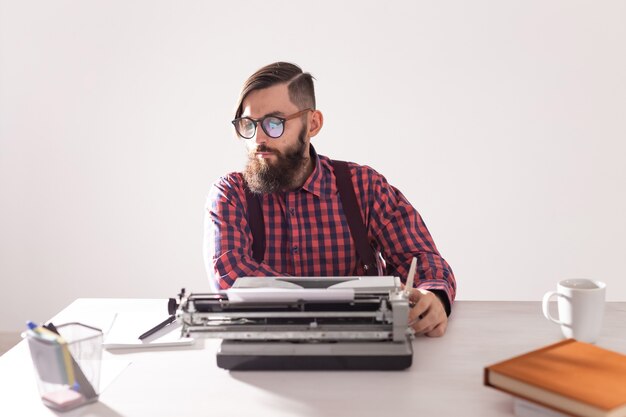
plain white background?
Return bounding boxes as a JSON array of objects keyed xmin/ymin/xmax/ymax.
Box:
[{"xmin": 1, "ymin": 1, "xmax": 625, "ymax": 331}]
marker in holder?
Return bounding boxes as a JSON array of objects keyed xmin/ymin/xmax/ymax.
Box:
[{"xmin": 23, "ymin": 322, "xmax": 103, "ymax": 411}]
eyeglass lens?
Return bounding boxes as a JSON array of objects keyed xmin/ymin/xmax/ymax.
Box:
[
  {"xmin": 261, "ymin": 117, "xmax": 284, "ymax": 138},
  {"xmin": 236, "ymin": 116, "xmax": 284, "ymax": 139}
]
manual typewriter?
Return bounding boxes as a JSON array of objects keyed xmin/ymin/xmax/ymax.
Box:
[{"xmin": 172, "ymin": 276, "xmax": 413, "ymax": 370}]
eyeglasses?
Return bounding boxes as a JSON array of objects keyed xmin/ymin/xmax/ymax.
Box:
[{"xmin": 231, "ymin": 108, "xmax": 312, "ymax": 139}]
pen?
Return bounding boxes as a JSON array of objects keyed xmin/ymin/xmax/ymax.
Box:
[
  {"xmin": 138, "ymin": 315, "xmax": 176, "ymax": 340},
  {"xmin": 26, "ymin": 321, "xmax": 58, "ymax": 341}
]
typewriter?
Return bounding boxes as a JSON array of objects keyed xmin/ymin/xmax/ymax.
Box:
[{"xmin": 173, "ymin": 276, "xmax": 413, "ymax": 370}]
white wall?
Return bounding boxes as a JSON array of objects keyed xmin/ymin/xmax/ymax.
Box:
[{"xmin": 1, "ymin": 1, "xmax": 625, "ymax": 331}]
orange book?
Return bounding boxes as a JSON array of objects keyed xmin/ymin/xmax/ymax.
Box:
[{"xmin": 484, "ymin": 339, "xmax": 626, "ymax": 417}]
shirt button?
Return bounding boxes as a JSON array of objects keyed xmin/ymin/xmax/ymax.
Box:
[
  {"xmin": 289, "ymin": 208, "xmax": 296, "ymax": 215},
  {"xmin": 292, "ymin": 246, "xmax": 299, "ymax": 254}
]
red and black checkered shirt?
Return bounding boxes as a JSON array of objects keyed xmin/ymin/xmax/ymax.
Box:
[{"xmin": 205, "ymin": 147, "xmax": 456, "ymax": 309}]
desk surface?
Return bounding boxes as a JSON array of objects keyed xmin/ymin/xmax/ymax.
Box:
[{"xmin": 1, "ymin": 299, "xmax": 625, "ymax": 417}]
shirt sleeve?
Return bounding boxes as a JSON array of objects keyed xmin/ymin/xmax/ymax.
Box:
[
  {"xmin": 359, "ymin": 167, "xmax": 457, "ymax": 314},
  {"xmin": 204, "ymin": 174, "xmax": 286, "ymax": 291}
]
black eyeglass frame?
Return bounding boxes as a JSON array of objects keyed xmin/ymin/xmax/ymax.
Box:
[{"xmin": 231, "ymin": 108, "xmax": 312, "ymax": 139}]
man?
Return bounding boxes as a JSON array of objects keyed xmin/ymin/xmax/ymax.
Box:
[{"xmin": 205, "ymin": 62, "xmax": 456, "ymax": 337}]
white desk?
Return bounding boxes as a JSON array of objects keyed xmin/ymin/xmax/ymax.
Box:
[{"xmin": 1, "ymin": 300, "xmax": 625, "ymax": 417}]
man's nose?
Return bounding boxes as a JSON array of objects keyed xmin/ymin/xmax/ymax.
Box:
[{"xmin": 254, "ymin": 124, "xmax": 270, "ymax": 145}]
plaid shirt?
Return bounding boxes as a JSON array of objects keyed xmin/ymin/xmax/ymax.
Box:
[{"xmin": 205, "ymin": 147, "xmax": 456, "ymax": 309}]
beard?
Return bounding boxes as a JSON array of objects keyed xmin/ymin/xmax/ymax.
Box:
[{"xmin": 243, "ymin": 126, "xmax": 309, "ymax": 194}]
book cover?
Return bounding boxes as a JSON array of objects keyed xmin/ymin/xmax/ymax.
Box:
[{"xmin": 484, "ymin": 339, "xmax": 626, "ymax": 417}]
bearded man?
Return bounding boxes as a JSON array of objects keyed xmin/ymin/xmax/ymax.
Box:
[{"xmin": 204, "ymin": 62, "xmax": 456, "ymax": 337}]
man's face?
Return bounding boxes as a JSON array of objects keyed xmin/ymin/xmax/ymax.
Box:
[{"xmin": 241, "ymin": 83, "xmax": 311, "ymax": 194}]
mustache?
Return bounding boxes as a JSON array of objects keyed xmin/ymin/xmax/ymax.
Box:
[{"xmin": 253, "ymin": 145, "xmax": 276, "ymax": 154}]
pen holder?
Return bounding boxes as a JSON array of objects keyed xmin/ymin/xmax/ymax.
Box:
[{"xmin": 22, "ymin": 322, "xmax": 103, "ymax": 411}]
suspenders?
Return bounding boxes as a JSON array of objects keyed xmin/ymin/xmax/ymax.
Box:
[
  {"xmin": 244, "ymin": 160, "xmax": 379, "ymax": 276},
  {"xmin": 331, "ymin": 160, "xmax": 378, "ymax": 275},
  {"xmin": 244, "ymin": 187, "xmax": 265, "ymax": 266}
]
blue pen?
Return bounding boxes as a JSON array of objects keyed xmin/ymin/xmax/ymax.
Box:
[{"xmin": 27, "ymin": 321, "xmax": 58, "ymax": 341}]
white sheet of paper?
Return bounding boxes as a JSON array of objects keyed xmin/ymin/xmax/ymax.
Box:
[
  {"xmin": 226, "ymin": 288, "xmax": 355, "ymax": 303},
  {"xmin": 99, "ymin": 356, "xmax": 132, "ymax": 393},
  {"xmin": 102, "ymin": 312, "xmax": 194, "ymax": 349}
]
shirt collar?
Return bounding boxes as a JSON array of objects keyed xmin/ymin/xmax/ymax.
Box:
[{"xmin": 300, "ymin": 145, "xmax": 329, "ymax": 198}]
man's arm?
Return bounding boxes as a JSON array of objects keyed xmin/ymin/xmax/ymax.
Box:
[
  {"xmin": 360, "ymin": 168, "xmax": 456, "ymax": 335},
  {"xmin": 204, "ymin": 175, "xmax": 284, "ymax": 291}
]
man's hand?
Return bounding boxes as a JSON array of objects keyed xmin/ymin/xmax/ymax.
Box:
[{"xmin": 407, "ymin": 289, "xmax": 448, "ymax": 337}]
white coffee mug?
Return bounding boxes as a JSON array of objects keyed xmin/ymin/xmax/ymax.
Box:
[{"xmin": 542, "ymin": 278, "xmax": 606, "ymax": 343}]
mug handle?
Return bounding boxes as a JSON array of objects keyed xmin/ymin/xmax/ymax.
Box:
[{"xmin": 542, "ymin": 291, "xmax": 564, "ymax": 325}]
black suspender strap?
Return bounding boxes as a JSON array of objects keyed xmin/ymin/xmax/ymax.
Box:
[
  {"xmin": 244, "ymin": 186, "xmax": 266, "ymax": 264},
  {"xmin": 244, "ymin": 160, "xmax": 378, "ymax": 275},
  {"xmin": 331, "ymin": 160, "xmax": 378, "ymax": 276}
]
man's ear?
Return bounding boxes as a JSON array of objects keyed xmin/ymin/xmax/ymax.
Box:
[{"xmin": 308, "ymin": 110, "xmax": 324, "ymax": 137}]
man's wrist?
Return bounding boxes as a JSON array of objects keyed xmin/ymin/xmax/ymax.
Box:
[{"xmin": 429, "ymin": 289, "xmax": 451, "ymax": 317}]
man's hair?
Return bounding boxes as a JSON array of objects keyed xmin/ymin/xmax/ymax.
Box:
[{"xmin": 234, "ymin": 62, "xmax": 316, "ymax": 119}]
